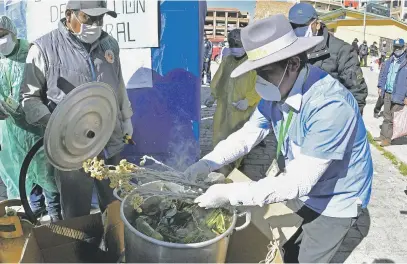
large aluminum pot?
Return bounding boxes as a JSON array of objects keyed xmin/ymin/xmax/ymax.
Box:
[{"xmin": 120, "ymin": 181, "xmax": 251, "ymax": 263}]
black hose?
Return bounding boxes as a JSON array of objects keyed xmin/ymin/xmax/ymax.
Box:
[{"xmin": 19, "ymin": 137, "xmax": 44, "ymax": 225}]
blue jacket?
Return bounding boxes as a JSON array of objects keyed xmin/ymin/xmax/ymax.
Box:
[
  {"xmin": 378, "ymin": 53, "xmax": 407, "ymax": 104},
  {"xmin": 203, "ymin": 39, "xmax": 213, "ymax": 60}
]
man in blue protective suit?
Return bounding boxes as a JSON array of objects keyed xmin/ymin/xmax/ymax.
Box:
[
  {"xmin": 20, "ymin": 0, "xmax": 133, "ymax": 219},
  {"xmin": 374, "ymin": 38, "xmax": 407, "ymax": 147},
  {"xmin": 185, "ymin": 15, "xmax": 373, "ymax": 263}
]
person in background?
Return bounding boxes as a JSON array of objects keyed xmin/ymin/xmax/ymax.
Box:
[
  {"xmin": 220, "ymin": 40, "xmax": 229, "ymax": 61},
  {"xmin": 359, "ymin": 40, "xmax": 369, "ymax": 67},
  {"xmin": 20, "ymin": 0, "xmax": 133, "ymax": 219},
  {"xmin": 202, "ymin": 35, "xmax": 213, "ymax": 85},
  {"xmin": 0, "ymin": 16, "xmax": 61, "ymax": 221},
  {"xmin": 185, "ymin": 15, "xmax": 372, "ymax": 263},
  {"xmin": 379, "ymin": 41, "xmax": 387, "ymax": 68},
  {"xmin": 204, "ymin": 29, "xmax": 260, "ymax": 175},
  {"xmin": 289, "ymin": 3, "xmax": 368, "ymax": 115},
  {"xmin": 374, "ymin": 65, "xmax": 386, "ymax": 118},
  {"xmin": 370, "ymin": 41, "xmax": 378, "ymax": 57},
  {"xmin": 352, "ymin": 38, "xmax": 359, "ymax": 55},
  {"xmin": 374, "ymin": 38, "xmax": 407, "ymax": 147}
]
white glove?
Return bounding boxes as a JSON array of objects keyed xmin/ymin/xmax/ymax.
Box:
[
  {"xmin": 232, "ymin": 98, "xmax": 249, "ymax": 111},
  {"xmin": 122, "ymin": 118, "xmax": 133, "ymax": 137},
  {"xmin": 204, "ymin": 172, "xmax": 225, "ymax": 184},
  {"xmin": 194, "ymin": 182, "xmax": 251, "ymax": 209},
  {"xmin": 184, "ymin": 160, "xmax": 211, "ymax": 182},
  {"xmin": 0, "ymin": 101, "xmax": 9, "ymax": 120},
  {"xmin": 205, "ymin": 94, "xmax": 215, "ymax": 107}
]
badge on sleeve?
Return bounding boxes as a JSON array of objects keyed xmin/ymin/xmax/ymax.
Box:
[{"xmin": 105, "ymin": 50, "xmax": 115, "ymax": 64}]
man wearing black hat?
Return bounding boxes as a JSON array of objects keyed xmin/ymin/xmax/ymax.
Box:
[
  {"xmin": 20, "ymin": 0, "xmax": 134, "ymax": 219},
  {"xmin": 288, "ymin": 3, "xmax": 368, "ymax": 115}
]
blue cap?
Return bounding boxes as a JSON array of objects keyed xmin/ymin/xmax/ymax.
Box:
[
  {"xmin": 393, "ymin": 38, "xmax": 405, "ymax": 47},
  {"xmin": 289, "ymin": 3, "xmax": 318, "ymax": 25}
]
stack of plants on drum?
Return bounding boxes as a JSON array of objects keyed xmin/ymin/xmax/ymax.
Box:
[{"xmin": 83, "ymin": 158, "xmax": 233, "ymax": 243}]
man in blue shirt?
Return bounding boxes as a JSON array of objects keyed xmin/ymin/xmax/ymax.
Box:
[
  {"xmin": 374, "ymin": 38, "xmax": 407, "ymax": 146},
  {"xmin": 185, "ymin": 15, "xmax": 373, "ymax": 263}
]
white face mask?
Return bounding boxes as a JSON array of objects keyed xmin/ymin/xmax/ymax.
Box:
[
  {"xmin": 0, "ymin": 34, "xmax": 16, "ymax": 56},
  {"xmin": 293, "ymin": 20, "xmax": 316, "ymax": 38},
  {"xmin": 71, "ymin": 13, "xmax": 102, "ymax": 44},
  {"xmin": 255, "ymin": 63, "xmax": 289, "ymax": 101},
  {"xmin": 394, "ymin": 49, "xmax": 405, "ymax": 58}
]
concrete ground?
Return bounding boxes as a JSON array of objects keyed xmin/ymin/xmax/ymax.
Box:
[
  {"xmin": 362, "ymin": 68, "xmax": 407, "ymax": 165},
  {"xmin": 200, "ymin": 63, "xmax": 407, "ymax": 263}
]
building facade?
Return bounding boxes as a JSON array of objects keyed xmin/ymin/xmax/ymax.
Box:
[
  {"xmin": 300, "ymin": 0, "xmax": 404, "ymax": 19},
  {"xmin": 205, "ymin": 8, "xmax": 250, "ymax": 44},
  {"xmin": 321, "ymin": 8, "xmax": 407, "ymax": 53}
]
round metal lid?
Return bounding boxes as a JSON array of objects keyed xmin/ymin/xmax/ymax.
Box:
[{"xmin": 44, "ymin": 82, "xmax": 118, "ymax": 171}]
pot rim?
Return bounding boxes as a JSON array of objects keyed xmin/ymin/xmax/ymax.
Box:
[
  {"xmin": 113, "ymin": 182, "xmax": 138, "ymax": 202},
  {"xmin": 120, "ymin": 189, "xmax": 237, "ymax": 249}
]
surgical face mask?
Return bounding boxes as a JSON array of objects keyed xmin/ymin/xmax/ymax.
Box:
[
  {"xmin": 293, "ymin": 25, "xmax": 313, "ymax": 37},
  {"xmin": 229, "ymin": 47, "xmax": 245, "ymax": 58},
  {"xmin": 255, "ymin": 63, "xmax": 289, "ymax": 101},
  {"xmin": 0, "ymin": 34, "xmax": 16, "ymax": 56},
  {"xmin": 394, "ymin": 49, "xmax": 404, "ymax": 57},
  {"xmin": 293, "ymin": 20, "xmax": 316, "ymax": 37},
  {"xmin": 71, "ymin": 13, "xmax": 102, "ymax": 44}
]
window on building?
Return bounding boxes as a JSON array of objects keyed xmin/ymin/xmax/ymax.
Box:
[{"xmin": 215, "ymin": 29, "xmax": 225, "ymax": 37}]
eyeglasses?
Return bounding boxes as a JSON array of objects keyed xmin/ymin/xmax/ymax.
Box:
[{"xmin": 73, "ymin": 10, "xmax": 104, "ymax": 26}]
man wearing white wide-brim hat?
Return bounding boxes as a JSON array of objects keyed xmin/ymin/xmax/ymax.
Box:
[{"xmin": 185, "ymin": 14, "xmax": 373, "ymax": 263}]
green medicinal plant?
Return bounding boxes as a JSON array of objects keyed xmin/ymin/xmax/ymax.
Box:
[
  {"xmin": 83, "ymin": 157, "xmax": 233, "ymax": 244},
  {"xmin": 129, "ymin": 192, "xmax": 232, "ymax": 243}
]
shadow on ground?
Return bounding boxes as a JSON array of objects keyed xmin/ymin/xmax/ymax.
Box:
[
  {"xmin": 371, "ymin": 259, "xmax": 396, "ymax": 263},
  {"xmin": 331, "ymin": 208, "xmax": 371, "ymax": 263},
  {"xmin": 390, "ymin": 137, "xmax": 407, "ymax": 146}
]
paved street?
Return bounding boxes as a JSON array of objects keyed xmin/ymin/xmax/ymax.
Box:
[
  {"xmin": 200, "ymin": 63, "xmax": 407, "ymax": 263},
  {"xmin": 362, "ymin": 68, "xmax": 407, "ymax": 165}
]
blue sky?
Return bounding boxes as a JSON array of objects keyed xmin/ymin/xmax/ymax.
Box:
[{"xmin": 207, "ymin": 1, "xmax": 256, "ymax": 16}]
